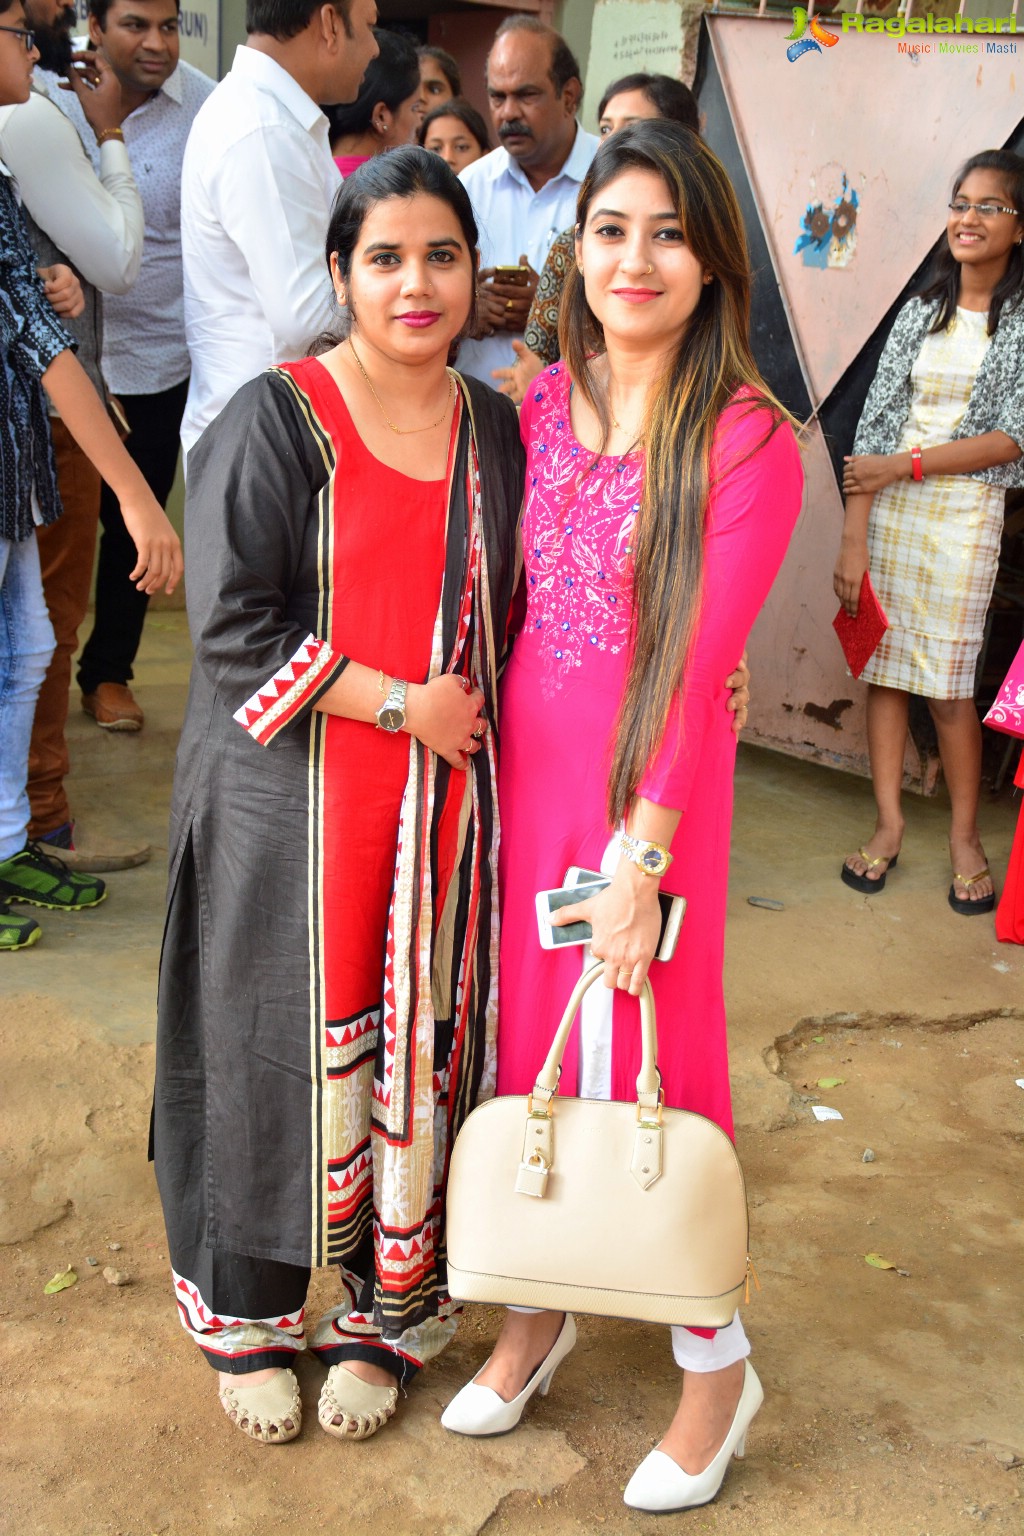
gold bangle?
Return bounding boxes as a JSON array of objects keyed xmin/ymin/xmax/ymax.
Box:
[
  {"xmin": 96, "ymin": 127, "xmax": 125, "ymax": 146},
  {"xmin": 378, "ymin": 669, "xmax": 387, "ymax": 697}
]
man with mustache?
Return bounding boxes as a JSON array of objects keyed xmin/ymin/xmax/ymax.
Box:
[
  {"xmin": 0, "ymin": 0, "xmax": 150, "ymax": 870},
  {"xmin": 455, "ymin": 15, "xmax": 598, "ymax": 387}
]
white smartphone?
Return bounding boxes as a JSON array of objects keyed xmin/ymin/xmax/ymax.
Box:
[
  {"xmin": 534, "ymin": 882, "xmax": 608, "ymax": 949},
  {"xmin": 534, "ymin": 868, "xmax": 686, "ymax": 961}
]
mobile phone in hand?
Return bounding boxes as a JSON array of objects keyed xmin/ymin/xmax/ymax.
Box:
[
  {"xmin": 534, "ymin": 869, "xmax": 686, "ymax": 960},
  {"xmin": 493, "ymin": 264, "xmax": 530, "ymax": 286}
]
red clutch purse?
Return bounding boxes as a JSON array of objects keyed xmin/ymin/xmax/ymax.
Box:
[{"xmin": 833, "ymin": 573, "xmax": 889, "ymax": 680}]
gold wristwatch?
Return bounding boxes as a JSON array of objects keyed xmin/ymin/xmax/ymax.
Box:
[{"xmin": 619, "ymin": 833, "xmax": 673, "ymax": 877}]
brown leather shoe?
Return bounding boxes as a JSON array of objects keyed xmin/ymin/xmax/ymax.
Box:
[{"xmin": 81, "ymin": 683, "xmax": 144, "ymax": 732}]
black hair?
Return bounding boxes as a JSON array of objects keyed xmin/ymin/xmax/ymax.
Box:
[
  {"xmin": 315, "ymin": 145, "xmax": 479, "ymax": 350},
  {"xmin": 492, "ymin": 15, "xmax": 580, "ymax": 94},
  {"xmin": 917, "ymin": 148, "xmax": 1024, "ymax": 334},
  {"xmin": 417, "ymin": 43, "xmax": 460, "ymax": 97},
  {"xmin": 325, "ymin": 27, "xmax": 420, "ymax": 140},
  {"xmin": 597, "ymin": 72, "xmax": 699, "ymax": 136},
  {"xmin": 90, "ymin": 0, "xmax": 180, "ymax": 25},
  {"xmin": 246, "ymin": 0, "xmax": 343, "ymax": 42},
  {"xmin": 417, "ymin": 97, "xmax": 491, "ymax": 156}
]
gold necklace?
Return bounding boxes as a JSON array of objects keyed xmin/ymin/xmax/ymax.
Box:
[
  {"xmin": 348, "ymin": 338, "xmax": 453, "ymax": 435},
  {"xmin": 607, "ymin": 392, "xmax": 643, "ymax": 441}
]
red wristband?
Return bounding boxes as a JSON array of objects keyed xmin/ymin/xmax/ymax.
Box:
[{"xmin": 910, "ymin": 445, "xmax": 924, "ymax": 482}]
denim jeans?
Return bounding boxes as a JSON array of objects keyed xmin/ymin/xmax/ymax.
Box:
[{"xmin": 0, "ymin": 533, "xmax": 56, "ymax": 860}]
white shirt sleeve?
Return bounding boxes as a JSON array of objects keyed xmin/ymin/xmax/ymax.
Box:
[
  {"xmin": 208, "ymin": 122, "xmax": 335, "ymax": 358},
  {"xmin": 0, "ymin": 92, "xmax": 143, "ymax": 294}
]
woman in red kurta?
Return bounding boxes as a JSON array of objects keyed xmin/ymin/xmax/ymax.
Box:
[
  {"xmin": 441, "ymin": 122, "xmax": 803, "ymax": 1516},
  {"xmin": 154, "ymin": 151, "xmax": 523, "ymax": 1447}
]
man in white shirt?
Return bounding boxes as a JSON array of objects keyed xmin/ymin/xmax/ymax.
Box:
[
  {"xmin": 180, "ymin": 0, "xmax": 378, "ymax": 456},
  {"xmin": 0, "ymin": 0, "xmax": 147, "ymax": 866},
  {"xmin": 456, "ymin": 17, "xmax": 599, "ymax": 387},
  {"xmin": 49, "ymin": 0, "xmax": 213, "ymax": 737}
]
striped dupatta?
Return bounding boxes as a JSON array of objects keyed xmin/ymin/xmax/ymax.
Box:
[{"xmin": 370, "ymin": 376, "xmax": 506, "ymax": 1338}]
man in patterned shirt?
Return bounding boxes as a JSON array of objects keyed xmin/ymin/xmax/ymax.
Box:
[
  {"xmin": 1, "ymin": 0, "xmax": 145, "ymax": 867},
  {"xmin": 49, "ymin": 0, "xmax": 213, "ymax": 737}
]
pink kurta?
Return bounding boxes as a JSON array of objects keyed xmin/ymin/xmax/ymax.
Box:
[{"xmin": 496, "ymin": 365, "xmax": 803, "ymax": 1132}]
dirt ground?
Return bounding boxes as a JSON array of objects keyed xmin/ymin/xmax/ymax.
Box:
[{"xmin": 1, "ymin": 614, "xmax": 1022, "ymax": 1536}]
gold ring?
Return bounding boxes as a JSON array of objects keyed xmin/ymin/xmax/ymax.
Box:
[{"xmin": 506, "ymin": 298, "xmax": 514, "ymax": 311}]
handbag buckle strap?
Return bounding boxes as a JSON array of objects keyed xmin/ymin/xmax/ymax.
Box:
[{"xmin": 635, "ymin": 1092, "xmax": 663, "ymax": 1126}]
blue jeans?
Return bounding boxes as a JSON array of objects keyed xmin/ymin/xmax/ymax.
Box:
[{"xmin": 0, "ymin": 534, "xmax": 56, "ymax": 861}]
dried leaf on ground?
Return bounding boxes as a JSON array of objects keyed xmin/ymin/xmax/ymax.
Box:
[
  {"xmin": 818, "ymin": 1076, "xmax": 846, "ymax": 1089},
  {"xmin": 43, "ymin": 1266, "xmax": 77, "ymax": 1295},
  {"xmin": 864, "ymin": 1253, "xmax": 901, "ymax": 1271}
]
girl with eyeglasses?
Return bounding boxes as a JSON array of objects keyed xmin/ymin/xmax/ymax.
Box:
[{"xmin": 835, "ymin": 149, "xmax": 1024, "ymax": 915}]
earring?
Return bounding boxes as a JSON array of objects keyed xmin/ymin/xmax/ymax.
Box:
[{"xmin": 703, "ymin": 274, "xmax": 714, "ymax": 285}]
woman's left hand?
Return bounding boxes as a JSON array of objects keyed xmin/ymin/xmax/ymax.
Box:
[
  {"xmin": 842, "ymin": 453, "xmax": 903, "ymax": 495},
  {"xmin": 725, "ymin": 650, "xmax": 750, "ymax": 736},
  {"xmin": 551, "ymin": 863, "xmax": 662, "ymax": 996}
]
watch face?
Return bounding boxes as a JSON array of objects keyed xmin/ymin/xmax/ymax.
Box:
[
  {"xmin": 641, "ymin": 846, "xmax": 668, "ymax": 874},
  {"xmin": 378, "ymin": 706, "xmax": 405, "ymax": 733}
]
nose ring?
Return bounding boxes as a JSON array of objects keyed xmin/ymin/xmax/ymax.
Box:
[{"xmin": 645, "ymin": 264, "xmax": 653, "ymax": 276}]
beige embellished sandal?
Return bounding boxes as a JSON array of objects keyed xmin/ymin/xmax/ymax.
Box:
[
  {"xmin": 318, "ymin": 1364, "xmax": 399, "ymax": 1441},
  {"xmin": 218, "ymin": 1367, "xmax": 302, "ymax": 1444}
]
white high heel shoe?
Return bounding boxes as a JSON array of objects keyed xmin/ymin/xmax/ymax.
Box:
[
  {"xmin": 440, "ymin": 1313, "xmax": 576, "ymax": 1436},
  {"xmin": 623, "ymin": 1360, "xmax": 763, "ymax": 1512}
]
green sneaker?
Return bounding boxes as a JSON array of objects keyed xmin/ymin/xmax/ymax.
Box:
[
  {"xmin": 0, "ymin": 899, "xmax": 41, "ymax": 950},
  {"xmin": 0, "ymin": 842, "xmax": 106, "ymax": 911}
]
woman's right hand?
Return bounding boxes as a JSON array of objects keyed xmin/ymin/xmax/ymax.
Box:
[
  {"xmin": 833, "ymin": 540, "xmax": 869, "ymax": 617},
  {"xmin": 405, "ymin": 675, "xmax": 487, "ymax": 770}
]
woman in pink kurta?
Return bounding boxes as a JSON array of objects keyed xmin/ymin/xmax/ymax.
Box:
[
  {"xmin": 441, "ymin": 122, "xmax": 803, "ymax": 1515},
  {"xmin": 496, "ymin": 370, "xmax": 801, "ymax": 1130}
]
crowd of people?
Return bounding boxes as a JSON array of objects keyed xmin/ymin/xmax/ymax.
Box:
[{"xmin": 1, "ymin": 0, "xmax": 1021, "ymax": 1517}]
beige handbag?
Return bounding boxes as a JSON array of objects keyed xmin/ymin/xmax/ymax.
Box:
[{"xmin": 445, "ymin": 964, "xmax": 752, "ymax": 1327}]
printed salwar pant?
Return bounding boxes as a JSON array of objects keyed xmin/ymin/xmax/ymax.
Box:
[{"xmin": 170, "ymin": 1246, "xmax": 457, "ymax": 1384}]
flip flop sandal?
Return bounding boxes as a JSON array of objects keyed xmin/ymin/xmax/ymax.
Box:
[
  {"xmin": 948, "ymin": 867, "xmax": 996, "ymax": 916},
  {"xmin": 840, "ymin": 848, "xmax": 899, "ymax": 894},
  {"xmin": 318, "ymin": 1364, "xmax": 398, "ymax": 1441},
  {"xmin": 218, "ymin": 1368, "xmax": 302, "ymax": 1444}
]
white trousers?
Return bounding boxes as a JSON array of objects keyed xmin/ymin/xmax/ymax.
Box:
[{"xmin": 513, "ymin": 853, "xmax": 752, "ymax": 1373}]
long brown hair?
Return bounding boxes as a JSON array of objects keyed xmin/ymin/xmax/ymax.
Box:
[{"xmin": 559, "ymin": 121, "xmax": 789, "ymax": 825}]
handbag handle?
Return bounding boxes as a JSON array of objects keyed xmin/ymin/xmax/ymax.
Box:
[
  {"xmin": 532, "ymin": 962, "xmax": 660, "ymax": 1108},
  {"xmin": 516, "ymin": 963, "xmax": 664, "ymax": 1198}
]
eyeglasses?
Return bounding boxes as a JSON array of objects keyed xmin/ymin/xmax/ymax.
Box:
[
  {"xmin": 948, "ymin": 200, "xmax": 1020, "ymax": 219},
  {"xmin": 0, "ymin": 25, "xmax": 34, "ymax": 50}
]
